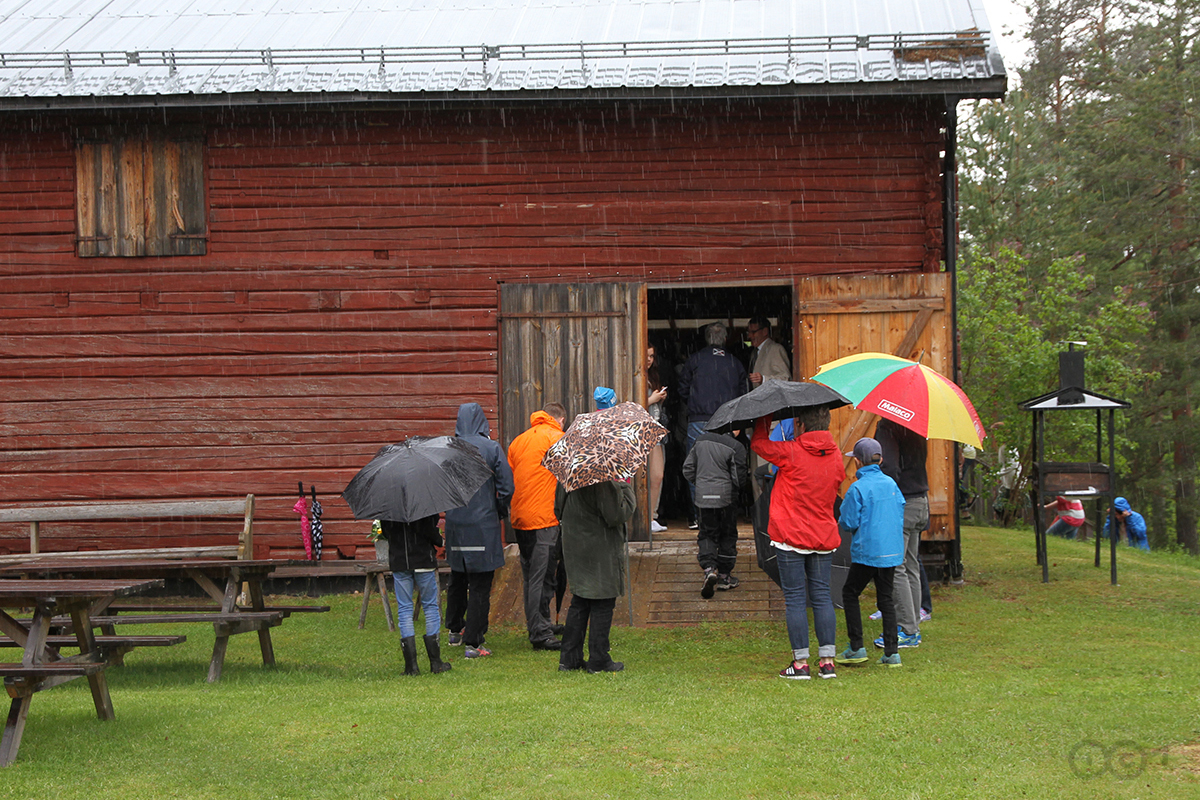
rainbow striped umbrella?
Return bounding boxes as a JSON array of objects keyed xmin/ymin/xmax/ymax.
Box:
[{"xmin": 812, "ymin": 352, "xmax": 985, "ymax": 448}]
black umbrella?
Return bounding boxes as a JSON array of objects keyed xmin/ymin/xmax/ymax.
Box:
[
  {"xmin": 704, "ymin": 380, "xmax": 851, "ymax": 434},
  {"xmin": 309, "ymin": 485, "xmax": 323, "ymax": 561},
  {"xmin": 342, "ymin": 436, "xmax": 493, "ymax": 523}
]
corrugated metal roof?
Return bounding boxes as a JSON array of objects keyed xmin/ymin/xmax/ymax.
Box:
[{"xmin": 0, "ymin": 0, "xmax": 1005, "ymax": 103}]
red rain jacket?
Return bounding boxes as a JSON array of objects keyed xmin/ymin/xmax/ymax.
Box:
[{"xmin": 751, "ymin": 416, "xmax": 846, "ymax": 552}]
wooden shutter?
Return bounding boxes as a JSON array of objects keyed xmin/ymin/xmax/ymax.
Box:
[
  {"xmin": 499, "ymin": 282, "xmax": 649, "ymax": 539},
  {"xmin": 796, "ymin": 273, "xmax": 957, "ymax": 541},
  {"xmin": 76, "ymin": 130, "xmax": 207, "ymax": 257}
]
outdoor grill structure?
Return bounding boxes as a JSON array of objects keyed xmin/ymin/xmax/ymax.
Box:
[
  {"xmin": 1019, "ymin": 347, "xmax": 1131, "ymax": 584},
  {"xmin": 0, "ymin": 1, "xmax": 1005, "ymax": 575}
]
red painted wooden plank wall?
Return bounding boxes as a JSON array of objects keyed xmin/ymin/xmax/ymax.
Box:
[{"xmin": 0, "ymin": 96, "xmax": 947, "ymax": 558}]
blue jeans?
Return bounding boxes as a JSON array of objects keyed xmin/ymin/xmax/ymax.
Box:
[
  {"xmin": 1047, "ymin": 518, "xmax": 1078, "ymax": 539},
  {"xmin": 775, "ymin": 548, "xmax": 836, "ymax": 659},
  {"xmin": 686, "ymin": 420, "xmax": 707, "ymax": 509},
  {"xmin": 393, "ymin": 569, "xmax": 442, "ymax": 638}
]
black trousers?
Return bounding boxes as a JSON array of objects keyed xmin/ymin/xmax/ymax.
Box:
[
  {"xmin": 515, "ymin": 526, "xmax": 561, "ymax": 643},
  {"xmin": 696, "ymin": 504, "xmax": 738, "ymax": 575},
  {"xmin": 559, "ymin": 595, "xmax": 617, "ymax": 670},
  {"xmin": 445, "ymin": 569, "xmax": 494, "ymax": 648},
  {"xmin": 843, "ymin": 562, "xmax": 898, "ymax": 656}
]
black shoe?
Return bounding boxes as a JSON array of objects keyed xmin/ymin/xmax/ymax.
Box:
[
  {"xmin": 551, "ymin": 624, "xmax": 566, "ymax": 636},
  {"xmin": 532, "ymin": 637, "xmax": 563, "ymax": 651},
  {"xmin": 701, "ymin": 568, "xmax": 718, "ymax": 599},
  {"xmin": 401, "ymin": 635, "xmax": 421, "ymax": 676},
  {"xmin": 586, "ymin": 661, "xmax": 625, "ymax": 674},
  {"xmin": 423, "ymin": 633, "xmax": 452, "ymax": 674},
  {"xmin": 716, "ymin": 574, "xmax": 740, "ymax": 591},
  {"xmin": 558, "ymin": 662, "xmax": 584, "ymax": 671}
]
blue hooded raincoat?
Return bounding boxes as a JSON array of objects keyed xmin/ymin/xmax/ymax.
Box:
[{"xmin": 444, "ymin": 403, "xmax": 515, "ymax": 572}]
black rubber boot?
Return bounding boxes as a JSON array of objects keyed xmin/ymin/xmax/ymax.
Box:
[
  {"xmin": 401, "ymin": 635, "xmax": 421, "ymax": 676},
  {"xmin": 424, "ymin": 633, "xmax": 452, "ymax": 674}
]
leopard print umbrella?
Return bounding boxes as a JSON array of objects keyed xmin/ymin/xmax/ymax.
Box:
[{"xmin": 542, "ymin": 401, "xmax": 668, "ymax": 492}]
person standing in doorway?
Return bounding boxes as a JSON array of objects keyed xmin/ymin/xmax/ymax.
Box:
[
  {"xmin": 745, "ymin": 316, "xmax": 792, "ymax": 500},
  {"xmin": 507, "ymin": 402, "xmax": 568, "ymax": 651},
  {"xmin": 745, "ymin": 316, "xmax": 791, "ymax": 388},
  {"xmin": 874, "ymin": 418, "xmax": 927, "ymax": 650},
  {"xmin": 678, "ymin": 322, "xmax": 749, "ymax": 528},
  {"xmin": 646, "ymin": 344, "xmax": 670, "ymax": 533},
  {"xmin": 444, "ymin": 402, "xmax": 514, "ymax": 659}
]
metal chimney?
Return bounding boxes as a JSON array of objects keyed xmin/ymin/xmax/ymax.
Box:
[{"xmin": 1059, "ymin": 342, "xmax": 1086, "ymax": 404}]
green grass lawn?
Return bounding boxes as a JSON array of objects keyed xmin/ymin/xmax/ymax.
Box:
[{"xmin": 3, "ymin": 526, "xmax": 1199, "ymax": 799}]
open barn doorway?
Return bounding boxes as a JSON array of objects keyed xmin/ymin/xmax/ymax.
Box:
[{"xmin": 646, "ymin": 283, "xmax": 793, "ymax": 529}]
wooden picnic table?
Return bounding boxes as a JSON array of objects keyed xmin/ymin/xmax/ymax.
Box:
[
  {"xmin": 0, "ymin": 577, "xmax": 163, "ymax": 767},
  {"xmin": 0, "ymin": 559, "xmax": 326, "ymax": 683}
]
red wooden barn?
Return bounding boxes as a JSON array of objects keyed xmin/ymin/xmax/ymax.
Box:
[{"xmin": 0, "ymin": 0, "xmax": 1005, "ymax": 570}]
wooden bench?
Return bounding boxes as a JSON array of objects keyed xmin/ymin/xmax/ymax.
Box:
[
  {"xmin": 104, "ymin": 603, "xmax": 330, "ymax": 616},
  {"xmin": 0, "ymin": 635, "xmax": 187, "ymax": 649},
  {"xmin": 2, "ymin": 660, "xmax": 108, "ymax": 693},
  {"xmin": 0, "ymin": 496, "xmax": 255, "ymax": 563},
  {"xmin": 0, "ymin": 634, "xmax": 187, "ymax": 665}
]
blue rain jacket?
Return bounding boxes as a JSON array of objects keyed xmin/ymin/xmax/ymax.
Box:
[
  {"xmin": 444, "ymin": 403, "xmax": 515, "ymax": 572},
  {"xmin": 839, "ymin": 463, "xmax": 906, "ymax": 568}
]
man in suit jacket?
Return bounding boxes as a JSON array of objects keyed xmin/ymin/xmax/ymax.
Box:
[
  {"xmin": 745, "ymin": 317, "xmax": 792, "ymax": 500},
  {"xmin": 746, "ymin": 316, "xmax": 791, "ymax": 387}
]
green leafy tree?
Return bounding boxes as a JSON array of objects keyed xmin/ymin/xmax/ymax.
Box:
[
  {"xmin": 959, "ymin": 247, "xmax": 1152, "ymax": 524},
  {"xmin": 959, "ymin": 0, "xmax": 1199, "ymax": 550}
]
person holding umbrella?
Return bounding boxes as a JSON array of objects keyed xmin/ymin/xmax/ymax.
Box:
[
  {"xmin": 381, "ymin": 514, "xmax": 452, "ymax": 675},
  {"xmin": 555, "ymin": 479, "xmax": 637, "ymax": 673},
  {"xmin": 342, "ymin": 436, "xmax": 494, "ymax": 675},
  {"xmin": 444, "ymin": 402, "xmax": 515, "ymax": 659},
  {"xmin": 751, "ymin": 404, "xmax": 846, "ymax": 680},
  {"xmin": 541, "ymin": 402, "xmax": 664, "ymax": 673}
]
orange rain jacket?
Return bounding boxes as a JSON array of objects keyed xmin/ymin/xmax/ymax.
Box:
[{"xmin": 507, "ymin": 410, "xmax": 566, "ymax": 531}]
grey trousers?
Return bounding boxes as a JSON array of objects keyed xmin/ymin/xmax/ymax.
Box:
[
  {"xmin": 892, "ymin": 494, "xmax": 929, "ymax": 637},
  {"xmin": 515, "ymin": 525, "xmax": 560, "ymax": 642}
]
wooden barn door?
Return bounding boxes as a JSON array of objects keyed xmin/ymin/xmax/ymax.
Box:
[
  {"xmin": 498, "ymin": 282, "xmax": 649, "ymax": 540},
  {"xmin": 795, "ymin": 274, "xmax": 956, "ymax": 541}
]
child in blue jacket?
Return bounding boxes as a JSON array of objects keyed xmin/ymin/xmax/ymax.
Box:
[{"xmin": 836, "ymin": 437, "xmax": 906, "ymax": 668}]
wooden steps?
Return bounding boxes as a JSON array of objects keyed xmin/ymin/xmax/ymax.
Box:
[{"xmin": 488, "ymin": 522, "xmax": 784, "ymax": 629}]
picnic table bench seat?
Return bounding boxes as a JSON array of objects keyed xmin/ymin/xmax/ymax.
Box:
[
  {"xmin": 103, "ymin": 602, "xmax": 331, "ymax": 615},
  {"xmin": 0, "ymin": 634, "xmax": 186, "ymax": 649},
  {"xmin": 2, "ymin": 660, "xmax": 107, "ymax": 680},
  {"xmin": 1, "ymin": 653, "xmax": 110, "ymax": 699}
]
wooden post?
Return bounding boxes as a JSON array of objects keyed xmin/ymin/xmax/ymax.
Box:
[{"xmin": 28, "ymin": 522, "xmax": 38, "ymax": 555}]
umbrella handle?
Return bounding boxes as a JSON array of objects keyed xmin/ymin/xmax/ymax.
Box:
[
  {"xmin": 298, "ymin": 481, "xmax": 304, "ymax": 497},
  {"xmin": 310, "ymin": 485, "xmax": 317, "ymax": 503}
]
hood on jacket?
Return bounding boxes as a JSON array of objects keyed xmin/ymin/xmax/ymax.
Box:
[
  {"xmin": 593, "ymin": 386, "xmax": 616, "ymax": 409},
  {"xmin": 456, "ymin": 402, "xmax": 490, "ymax": 438},
  {"xmin": 528, "ymin": 409, "xmax": 563, "ymax": 430},
  {"xmin": 798, "ymin": 429, "xmax": 839, "ymax": 458},
  {"xmin": 1114, "ymin": 496, "xmax": 1132, "ymax": 513}
]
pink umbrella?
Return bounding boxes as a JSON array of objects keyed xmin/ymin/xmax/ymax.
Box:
[{"xmin": 293, "ymin": 482, "xmax": 313, "ymax": 560}]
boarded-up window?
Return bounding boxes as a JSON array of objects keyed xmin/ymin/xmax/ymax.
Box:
[{"xmin": 75, "ymin": 129, "xmax": 207, "ymax": 257}]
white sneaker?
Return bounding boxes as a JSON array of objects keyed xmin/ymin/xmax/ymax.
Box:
[
  {"xmin": 868, "ymin": 610, "xmax": 883, "ymax": 621},
  {"xmin": 920, "ymin": 609, "xmax": 932, "ymax": 622},
  {"xmin": 650, "ymin": 520, "xmax": 667, "ymax": 533}
]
